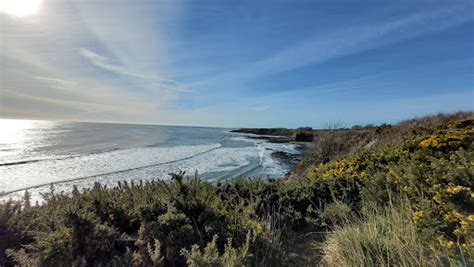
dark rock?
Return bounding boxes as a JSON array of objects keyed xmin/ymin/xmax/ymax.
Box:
[
  {"xmin": 268, "ymin": 137, "xmax": 292, "ymax": 143},
  {"xmin": 294, "ymin": 131, "xmax": 313, "ymax": 142},
  {"xmin": 271, "ymin": 151, "xmax": 299, "ymax": 165}
]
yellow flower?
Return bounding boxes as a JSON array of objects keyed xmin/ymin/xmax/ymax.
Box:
[
  {"xmin": 413, "ymin": 210, "xmax": 424, "ymax": 223},
  {"xmin": 446, "ymin": 185, "xmax": 468, "ymax": 194},
  {"xmin": 437, "ymin": 236, "xmax": 455, "ymax": 248},
  {"xmin": 453, "ymin": 220, "xmax": 470, "ymax": 236},
  {"xmin": 443, "ymin": 210, "xmax": 463, "ymax": 222},
  {"xmin": 420, "ymin": 137, "xmax": 439, "ymax": 148},
  {"xmin": 255, "ymin": 222, "xmax": 263, "ymax": 234},
  {"xmin": 467, "ymin": 215, "xmax": 474, "ymax": 221},
  {"xmin": 453, "ymin": 228, "xmax": 463, "ymax": 236}
]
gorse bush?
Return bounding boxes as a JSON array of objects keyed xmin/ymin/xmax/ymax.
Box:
[
  {"xmin": 0, "ymin": 202, "xmax": 23, "ymax": 266},
  {"xmin": 0, "ymin": 112, "xmax": 472, "ymax": 266},
  {"xmin": 181, "ymin": 233, "xmax": 252, "ymax": 267},
  {"xmin": 309, "ymin": 118, "xmax": 473, "ymax": 256},
  {"xmin": 1, "ymin": 173, "xmax": 289, "ymax": 266},
  {"xmin": 292, "ymin": 111, "xmax": 473, "ymax": 177}
]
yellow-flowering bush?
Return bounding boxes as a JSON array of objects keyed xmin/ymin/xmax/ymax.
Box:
[{"xmin": 309, "ymin": 118, "xmax": 474, "ymax": 259}]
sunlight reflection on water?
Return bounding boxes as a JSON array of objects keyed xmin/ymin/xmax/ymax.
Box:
[
  {"xmin": 0, "ymin": 119, "xmax": 58, "ymax": 157},
  {"xmin": 0, "ymin": 119, "xmax": 34, "ymax": 145}
]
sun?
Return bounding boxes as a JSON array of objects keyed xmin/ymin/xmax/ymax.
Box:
[{"xmin": 0, "ymin": 0, "xmax": 42, "ymax": 17}]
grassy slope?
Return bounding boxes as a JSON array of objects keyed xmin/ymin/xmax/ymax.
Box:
[{"xmin": 0, "ymin": 112, "xmax": 473, "ymax": 266}]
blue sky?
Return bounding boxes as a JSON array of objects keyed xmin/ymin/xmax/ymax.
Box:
[{"xmin": 0, "ymin": 0, "xmax": 473, "ymax": 128}]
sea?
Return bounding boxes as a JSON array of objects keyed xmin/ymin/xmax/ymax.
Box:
[{"xmin": 0, "ymin": 119, "xmax": 301, "ymax": 203}]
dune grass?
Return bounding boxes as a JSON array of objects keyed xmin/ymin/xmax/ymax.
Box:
[{"xmin": 320, "ymin": 201, "xmax": 462, "ymax": 267}]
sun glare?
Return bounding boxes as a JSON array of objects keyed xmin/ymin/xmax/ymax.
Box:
[
  {"xmin": 0, "ymin": 0, "xmax": 42, "ymax": 17},
  {"xmin": 0, "ymin": 119, "xmax": 34, "ymax": 145}
]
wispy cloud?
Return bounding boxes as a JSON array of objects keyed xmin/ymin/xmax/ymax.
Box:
[
  {"xmin": 254, "ymin": 106, "xmax": 270, "ymax": 112},
  {"xmin": 79, "ymin": 48, "xmax": 149, "ymax": 80},
  {"xmin": 79, "ymin": 48, "xmax": 193, "ymax": 93},
  {"xmin": 3, "ymin": 89, "xmax": 124, "ymax": 113},
  {"xmin": 251, "ymin": 5, "xmax": 473, "ymax": 77},
  {"xmin": 0, "ymin": 0, "xmax": 192, "ymax": 123},
  {"xmin": 195, "ymin": 4, "xmax": 473, "ymax": 88},
  {"xmin": 34, "ymin": 76, "xmax": 77, "ymax": 90}
]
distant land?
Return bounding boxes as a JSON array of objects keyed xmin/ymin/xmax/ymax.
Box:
[{"xmin": 232, "ymin": 123, "xmax": 393, "ymax": 143}]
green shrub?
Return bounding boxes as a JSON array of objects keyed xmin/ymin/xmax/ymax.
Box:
[{"xmin": 181, "ymin": 233, "xmax": 252, "ymax": 267}]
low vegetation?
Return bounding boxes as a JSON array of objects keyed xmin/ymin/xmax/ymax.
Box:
[{"xmin": 1, "ymin": 112, "xmax": 473, "ymax": 266}]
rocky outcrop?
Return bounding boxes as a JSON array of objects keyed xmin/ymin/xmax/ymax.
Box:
[
  {"xmin": 294, "ymin": 131, "xmax": 314, "ymax": 142},
  {"xmin": 232, "ymin": 127, "xmax": 315, "ymax": 142},
  {"xmin": 271, "ymin": 151, "xmax": 300, "ymax": 165},
  {"xmin": 231, "ymin": 128, "xmax": 294, "ymax": 137},
  {"xmin": 289, "ymin": 127, "xmax": 313, "ymax": 142}
]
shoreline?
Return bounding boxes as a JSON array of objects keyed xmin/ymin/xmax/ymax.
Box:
[
  {"xmin": 1, "ymin": 131, "xmax": 303, "ymax": 202},
  {"xmin": 231, "ymin": 130, "xmax": 311, "ymax": 181}
]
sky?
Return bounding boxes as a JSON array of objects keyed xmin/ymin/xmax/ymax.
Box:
[{"xmin": 0, "ymin": 0, "xmax": 473, "ymax": 128}]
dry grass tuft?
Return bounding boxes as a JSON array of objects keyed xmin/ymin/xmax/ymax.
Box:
[{"xmin": 320, "ymin": 202, "xmax": 461, "ymax": 267}]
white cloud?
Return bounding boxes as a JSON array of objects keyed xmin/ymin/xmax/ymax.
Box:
[
  {"xmin": 251, "ymin": 5, "xmax": 472, "ymax": 77},
  {"xmin": 195, "ymin": 4, "xmax": 473, "ymax": 88},
  {"xmin": 34, "ymin": 76, "xmax": 77, "ymax": 90},
  {"xmin": 79, "ymin": 48, "xmax": 193, "ymax": 93},
  {"xmin": 3, "ymin": 89, "xmax": 124, "ymax": 113},
  {"xmin": 0, "ymin": 0, "xmax": 183, "ymax": 123},
  {"xmin": 79, "ymin": 48, "xmax": 144, "ymax": 79},
  {"xmin": 254, "ymin": 106, "xmax": 270, "ymax": 112}
]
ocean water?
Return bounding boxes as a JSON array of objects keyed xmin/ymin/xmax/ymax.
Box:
[{"xmin": 0, "ymin": 119, "xmax": 300, "ymax": 202}]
